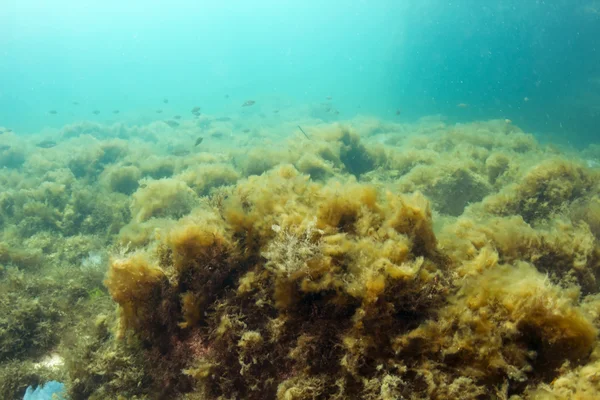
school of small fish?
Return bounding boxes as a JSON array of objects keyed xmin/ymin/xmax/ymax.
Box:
[{"xmin": 26, "ymin": 95, "xmax": 348, "ymax": 157}]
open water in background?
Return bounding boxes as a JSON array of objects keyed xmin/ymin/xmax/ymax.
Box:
[{"xmin": 0, "ymin": 0, "xmax": 599, "ymax": 147}]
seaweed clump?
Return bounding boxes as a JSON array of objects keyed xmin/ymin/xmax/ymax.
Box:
[
  {"xmin": 393, "ymin": 262, "xmax": 596, "ymax": 398},
  {"xmin": 130, "ymin": 178, "xmax": 198, "ymax": 223},
  {"xmin": 479, "ymin": 159, "xmax": 599, "ymax": 224},
  {"xmin": 102, "ymin": 166, "xmax": 450, "ymax": 399}
]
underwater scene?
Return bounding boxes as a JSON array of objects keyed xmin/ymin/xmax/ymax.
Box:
[{"xmin": 1, "ymin": 1, "xmax": 600, "ymax": 399}]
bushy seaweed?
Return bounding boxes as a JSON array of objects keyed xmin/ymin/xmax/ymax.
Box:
[{"xmin": 2, "ymin": 118, "xmax": 600, "ymax": 399}]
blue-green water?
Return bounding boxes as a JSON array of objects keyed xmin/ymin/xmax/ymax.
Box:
[
  {"xmin": 1, "ymin": 0, "xmax": 599, "ymax": 146},
  {"xmin": 3, "ymin": 3, "xmax": 600, "ymax": 399}
]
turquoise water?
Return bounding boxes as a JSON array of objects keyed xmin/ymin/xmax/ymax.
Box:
[
  {"xmin": 2, "ymin": 2, "xmax": 600, "ymax": 399},
  {"xmin": 1, "ymin": 0, "xmax": 599, "ymax": 145}
]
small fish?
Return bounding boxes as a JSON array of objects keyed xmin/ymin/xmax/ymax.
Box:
[
  {"xmin": 171, "ymin": 149, "xmax": 190, "ymax": 156},
  {"xmin": 92, "ymin": 110, "xmax": 100, "ymax": 115},
  {"xmin": 173, "ymin": 115, "xmax": 181, "ymax": 120},
  {"xmin": 113, "ymin": 110, "xmax": 120, "ymax": 114},
  {"xmin": 297, "ymin": 125, "xmax": 311, "ymax": 140},
  {"xmin": 242, "ymin": 100, "xmax": 256, "ymax": 107},
  {"xmin": 326, "ymin": 96, "xmax": 332, "ymax": 100},
  {"xmin": 396, "ymin": 109, "xmax": 401, "ymax": 116},
  {"xmin": 215, "ymin": 117, "xmax": 232, "ymax": 122},
  {"xmin": 72, "ymin": 101, "xmax": 79, "ymax": 105},
  {"xmin": 49, "ymin": 110, "xmax": 58, "ymax": 115},
  {"xmin": 225, "ymin": 94, "xmax": 230, "ymax": 99},
  {"xmin": 165, "ymin": 120, "xmax": 180, "ymax": 128},
  {"xmin": 210, "ymin": 131, "xmax": 224, "ymax": 138},
  {"xmin": 36, "ymin": 139, "xmax": 57, "ymax": 148},
  {"xmin": 504, "ymin": 119, "xmax": 512, "ymax": 124},
  {"xmin": 191, "ymin": 106, "xmax": 201, "ymax": 113},
  {"xmin": 523, "ymin": 97, "xmax": 530, "ymax": 102},
  {"xmin": 242, "ymin": 129, "xmax": 250, "ymax": 133},
  {"xmin": 273, "ymin": 109, "xmax": 279, "ymax": 113},
  {"xmin": 156, "ymin": 109, "xmax": 163, "ymax": 114},
  {"xmin": 0, "ymin": 145, "xmax": 10, "ymax": 151},
  {"xmin": 456, "ymin": 103, "xmax": 469, "ymax": 108},
  {"xmin": 194, "ymin": 137, "xmax": 204, "ymax": 146},
  {"xmin": 163, "ymin": 98, "xmax": 169, "ymax": 104},
  {"xmin": 334, "ymin": 110, "xmax": 340, "ymax": 115}
]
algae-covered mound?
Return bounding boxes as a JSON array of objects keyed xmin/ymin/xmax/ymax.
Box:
[
  {"xmin": 478, "ymin": 159, "xmax": 600, "ymax": 223},
  {"xmin": 103, "ymin": 166, "xmax": 450, "ymax": 398}
]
